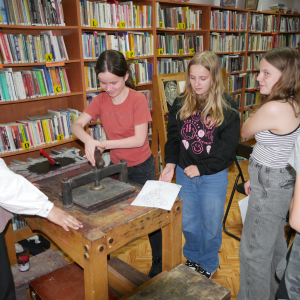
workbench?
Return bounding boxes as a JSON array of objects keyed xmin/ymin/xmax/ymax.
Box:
[{"xmin": 24, "ymin": 165, "xmax": 182, "ymax": 300}]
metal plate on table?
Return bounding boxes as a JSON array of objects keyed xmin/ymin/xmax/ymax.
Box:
[{"xmin": 72, "ymin": 177, "xmax": 136, "ymax": 211}]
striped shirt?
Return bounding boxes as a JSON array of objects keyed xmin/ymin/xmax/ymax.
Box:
[{"xmin": 252, "ymin": 125, "xmax": 300, "ymax": 168}]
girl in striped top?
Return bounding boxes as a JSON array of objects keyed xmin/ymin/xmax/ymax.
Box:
[{"xmin": 237, "ymin": 47, "xmax": 300, "ymax": 300}]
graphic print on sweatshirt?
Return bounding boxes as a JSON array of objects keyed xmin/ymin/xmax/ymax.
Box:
[{"xmin": 181, "ymin": 111, "xmax": 216, "ymax": 154}]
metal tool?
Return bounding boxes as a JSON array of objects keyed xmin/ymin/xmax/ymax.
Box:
[
  {"xmin": 39, "ymin": 149, "xmax": 61, "ymax": 166},
  {"xmin": 60, "ymin": 149, "xmax": 135, "ymax": 214}
]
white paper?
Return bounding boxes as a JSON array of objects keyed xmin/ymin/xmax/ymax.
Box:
[
  {"xmin": 238, "ymin": 195, "xmax": 249, "ymax": 225},
  {"xmin": 131, "ymin": 180, "xmax": 181, "ymax": 211}
]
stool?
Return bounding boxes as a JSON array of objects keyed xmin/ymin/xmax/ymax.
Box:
[
  {"xmin": 29, "ymin": 257, "xmax": 150, "ymax": 300},
  {"xmin": 11, "ymin": 249, "xmax": 69, "ymax": 300},
  {"xmin": 122, "ymin": 264, "xmax": 231, "ymax": 300}
]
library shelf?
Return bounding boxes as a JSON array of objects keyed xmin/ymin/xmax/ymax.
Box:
[{"xmin": 0, "ymin": 137, "xmax": 78, "ymax": 159}]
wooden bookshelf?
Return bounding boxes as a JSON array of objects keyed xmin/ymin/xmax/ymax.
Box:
[{"xmin": 3, "ymin": 0, "xmax": 300, "ymax": 261}]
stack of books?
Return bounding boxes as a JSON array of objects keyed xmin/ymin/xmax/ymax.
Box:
[{"xmin": 0, "ymin": 0, "xmax": 65, "ymax": 26}]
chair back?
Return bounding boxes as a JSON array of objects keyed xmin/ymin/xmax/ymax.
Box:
[{"xmin": 235, "ymin": 143, "xmax": 253, "ymax": 183}]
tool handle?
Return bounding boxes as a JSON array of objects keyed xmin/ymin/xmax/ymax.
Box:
[
  {"xmin": 39, "ymin": 149, "xmax": 55, "ymax": 165},
  {"xmin": 94, "ymin": 148, "xmax": 105, "ymax": 168}
]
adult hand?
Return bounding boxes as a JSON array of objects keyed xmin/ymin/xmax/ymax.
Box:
[
  {"xmin": 46, "ymin": 206, "xmax": 83, "ymax": 232},
  {"xmin": 159, "ymin": 163, "xmax": 176, "ymax": 182},
  {"xmin": 184, "ymin": 165, "xmax": 200, "ymax": 179},
  {"xmin": 244, "ymin": 180, "xmax": 251, "ymax": 195},
  {"xmin": 84, "ymin": 138, "xmax": 104, "ymax": 166}
]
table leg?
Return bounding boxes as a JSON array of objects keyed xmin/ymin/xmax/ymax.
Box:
[
  {"xmin": 162, "ymin": 200, "xmax": 182, "ymax": 271},
  {"xmin": 83, "ymin": 235, "xmax": 108, "ymax": 300}
]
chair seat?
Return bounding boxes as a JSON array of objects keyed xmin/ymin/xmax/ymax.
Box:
[{"xmin": 236, "ymin": 183, "xmax": 246, "ymax": 195}]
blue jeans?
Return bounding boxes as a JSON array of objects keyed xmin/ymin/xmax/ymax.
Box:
[
  {"xmin": 237, "ymin": 158, "xmax": 295, "ymax": 300},
  {"xmin": 176, "ymin": 166, "xmax": 228, "ymax": 272}
]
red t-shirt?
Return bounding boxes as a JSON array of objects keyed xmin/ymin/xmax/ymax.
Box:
[{"xmin": 84, "ymin": 88, "xmax": 152, "ymax": 167}]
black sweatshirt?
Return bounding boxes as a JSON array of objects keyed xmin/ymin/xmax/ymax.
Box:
[{"xmin": 165, "ymin": 93, "xmax": 240, "ymax": 176}]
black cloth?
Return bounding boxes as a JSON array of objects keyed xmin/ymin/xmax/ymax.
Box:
[
  {"xmin": 0, "ymin": 232, "xmax": 16, "ymax": 300},
  {"xmin": 128, "ymin": 155, "xmax": 162, "ymax": 259},
  {"xmin": 165, "ymin": 93, "xmax": 240, "ymax": 176}
]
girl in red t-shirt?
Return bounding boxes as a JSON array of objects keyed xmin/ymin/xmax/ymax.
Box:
[{"xmin": 71, "ymin": 50, "xmax": 161, "ymax": 278}]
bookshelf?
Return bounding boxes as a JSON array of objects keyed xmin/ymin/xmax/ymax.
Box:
[{"xmin": 2, "ymin": 1, "xmax": 300, "ymax": 262}]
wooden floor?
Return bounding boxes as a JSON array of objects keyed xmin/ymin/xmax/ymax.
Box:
[
  {"xmin": 109, "ymin": 160, "xmax": 249, "ymax": 300},
  {"xmin": 52, "ymin": 160, "xmax": 293, "ymax": 299}
]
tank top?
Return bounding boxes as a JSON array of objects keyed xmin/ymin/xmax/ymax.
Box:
[
  {"xmin": 252, "ymin": 101, "xmax": 300, "ymax": 168},
  {"xmin": 252, "ymin": 125, "xmax": 300, "ymax": 168}
]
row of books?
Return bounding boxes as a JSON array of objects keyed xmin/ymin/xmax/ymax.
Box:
[
  {"xmin": 0, "ymin": 31, "xmax": 69, "ymax": 64},
  {"xmin": 278, "ymin": 34, "xmax": 300, "ymax": 48},
  {"xmin": 157, "ymin": 57, "xmax": 191, "ymax": 75},
  {"xmin": 156, "ymin": 3, "xmax": 202, "ymax": 30},
  {"xmin": 246, "ymin": 53, "xmax": 262, "ymax": 71},
  {"xmin": 128, "ymin": 59, "xmax": 153, "ymax": 84},
  {"xmin": 279, "ymin": 17, "xmax": 300, "ymax": 32},
  {"xmin": 12, "ymin": 214, "xmax": 27, "ymax": 230},
  {"xmin": 227, "ymin": 73, "xmax": 244, "ymax": 93},
  {"xmin": 86, "ymin": 59, "xmax": 153, "ymax": 85},
  {"xmin": 210, "ymin": 10, "xmax": 248, "ymax": 31},
  {"xmin": 245, "ymin": 72, "xmax": 259, "ymax": 90},
  {"xmin": 248, "ymin": 34, "xmax": 278, "ymax": 51},
  {"xmin": 156, "ymin": 33, "xmax": 203, "ymax": 56},
  {"xmin": 0, "ymin": 0, "xmax": 65, "ymax": 26},
  {"xmin": 210, "ymin": 32, "xmax": 246, "ymax": 53},
  {"xmin": 0, "ymin": 66, "xmax": 70, "ymax": 102},
  {"xmin": 233, "ymin": 93, "xmax": 241, "ymax": 109},
  {"xmin": 249, "ymin": 13, "xmax": 278, "ymax": 32},
  {"xmin": 219, "ymin": 55, "xmax": 244, "ymax": 73},
  {"xmin": 80, "ymin": 0, "xmax": 152, "ymax": 29},
  {"xmin": 139, "ymin": 89, "xmax": 152, "ymax": 110},
  {"xmin": 82, "ymin": 31, "xmax": 153, "ymax": 59},
  {"xmin": 0, "ymin": 108, "xmax": 81, "ymax": 154},
  {"xmin": 85, "ymin": 64, "xmax": 98, "ymax": 91},
  {"xmin": 244, "ymin": 91, "xmax": 260, "ymax": 107},
  {"xmin": 88, "ymin": 123, "xmax": 107, "ymax": 141}
]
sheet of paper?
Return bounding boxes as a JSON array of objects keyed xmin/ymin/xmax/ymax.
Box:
[
  {"xmin": 131, "ymin": 180, "xmax": 181, "ymax": 211},
  {"xmin": 238, "ymin": 195, "xmax": 249, "ymax": 225}
]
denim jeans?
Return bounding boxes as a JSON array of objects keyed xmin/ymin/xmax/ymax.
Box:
[
  {"xmin": 127, "ymin": 155, "xmax": 162, "ymax": 259},
  {"xmin": 237, "ymin": 158, "xmax": 295, "ymax": 300},
  {"xmin": 176, "ymin": 166, "xmax": 228, "ymax": 272}
]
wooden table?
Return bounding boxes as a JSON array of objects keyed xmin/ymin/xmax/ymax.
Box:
[{"xmin": 24, "ymin": 166, "xmax": 183, "ymax": 300}]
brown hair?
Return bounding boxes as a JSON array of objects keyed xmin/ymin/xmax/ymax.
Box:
[
  {"xmin": 95, "ymin": 50, "xmax": 135, "ymax": 89},
  {"xmin": 259, "ymin": 47, "xmax": 300, "ymax": 115},
  {"xmin": 179, "ymin": 51, "xmax": 229, "ymax": 127}
]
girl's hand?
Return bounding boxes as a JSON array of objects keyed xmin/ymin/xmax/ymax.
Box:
[
  {"xmin": 46, "ymin": 206, "xmax": 83, "ymax": 232},
  {"xmin": 244, "ymin": 180, "xmax": 251, "ymax": 195},
  {"xmin": 159, "ymin": 163, "xmax": 176, "ymax": 182},
  {"xmin": 184, "ymin": 165, "xmax": 200, "ymax": 179},
  {"xmin": 84, "ymin": 138, "xmax": 104, "ymax": 166}
]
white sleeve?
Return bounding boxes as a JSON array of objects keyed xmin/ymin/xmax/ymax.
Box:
[{"xmin": 0, "ymin": 159, "xmax": 54, "ymax": 218}]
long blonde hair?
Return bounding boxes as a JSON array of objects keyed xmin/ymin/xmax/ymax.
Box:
[{"xmin": 179, "ymin": 51, "xmax": 229, "ymax": 126}]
